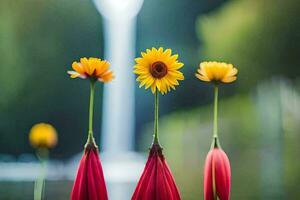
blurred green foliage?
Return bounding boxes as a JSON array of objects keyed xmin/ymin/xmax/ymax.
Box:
[
  {"xmin": 197, "ymin": 0, "xmax": 300, "ymax": 89},
  {"xmin": 0, "ymin": 0, "xmax": 104, "ymax": 157}
]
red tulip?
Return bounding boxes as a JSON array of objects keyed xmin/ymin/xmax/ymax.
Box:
[
  {"xmin": 71, "ymin": 143, "xmax": 108, "ymax": 200},
  {"xmin": 204, "ymin": 147, "xmax": 231, "ymax": 200},
  {"xmin": 132, "ymin": 144, "xmax": 181, "ymax": 200}
]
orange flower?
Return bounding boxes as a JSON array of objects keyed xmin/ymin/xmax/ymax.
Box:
[{"xmin": 68, "ymin": 57, "xmax": 114, "ymax": 83}]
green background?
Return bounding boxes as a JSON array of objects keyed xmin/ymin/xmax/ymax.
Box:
[{"xmin": 0, "ymin": 0, "xmax": 299, "ymax": 199}]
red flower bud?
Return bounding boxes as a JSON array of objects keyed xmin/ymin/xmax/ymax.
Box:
[
  {"xmin": 132, "ymin": 144, "xmax": 181, "ymax": 200},
  {"xmin": 204, "ymin": 147, "xmax": 231, "ymax": 200},
  {"xmin": 71, "ymin": 144, "xmax": 108, "ymax": 200}
]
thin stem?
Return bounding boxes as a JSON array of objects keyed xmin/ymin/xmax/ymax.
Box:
[
  {"xmin": 212, "ymin": 85, "xmax": 220, "ymax": 199},
  {"xmin": 213, "ymin": 85, "xmax": 218, "ymax": 138},
  {"xmin": 211, "ymin": 85, "xmax": 221, "ymax": 149},
  {"xmin": 88, "ymin": 81, "xmax": 95, "ymax": 139},
  {"xmin": 34, "ymin": 148, "xmax": 48, "ymax": 200},
  {"xmin": 152, "ymin": 91, "xmax": 160, "ymax": 145}
]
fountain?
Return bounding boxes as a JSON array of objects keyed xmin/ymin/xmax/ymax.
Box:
[{"xmin": 92, "ymin": 0, "xmax": 145, "ymax": 199}]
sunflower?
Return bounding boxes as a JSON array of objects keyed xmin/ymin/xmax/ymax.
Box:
[
  {"xmin": 134, "ymin": 47, "xmax": 184, "ymax": 94},
  {"xmin": 29, "ymin": 123, "xmax": 58, "ymax": 148},
  {"xmin": 68, "ymin": 57, "xmax": 114, "ymax": 83},
  {"xmin": 195, "ymin": 61, "xmax": 238, "ymax": 83}
]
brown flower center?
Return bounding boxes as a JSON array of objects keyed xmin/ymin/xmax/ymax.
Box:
[{"xmin": 150, "ymin": 61, "xmax": 168, "ymax": 79}]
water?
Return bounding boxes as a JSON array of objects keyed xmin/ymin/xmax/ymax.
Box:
[{"xmin": 94, "ymin": 0, "xmax": 143, "ymax": 154}]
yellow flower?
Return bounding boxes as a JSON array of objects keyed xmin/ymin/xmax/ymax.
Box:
[
  {"xmin": 29, "ymin": 123, "xmax": 58, "ymax": 148},
  {"xmin": 68, "ymin": 57, "xmax": 114, "ymax": 83},
  {"xmin": 195, "ymin": 61, "xmax": 238, "ymax": 83},
  {"xmin": 134, "ymin": 47, "xmax": 184, "ymax": 94}
]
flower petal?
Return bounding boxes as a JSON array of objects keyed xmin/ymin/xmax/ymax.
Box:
[
  {"xmin": 214, "ymin": 149, "xmax": 231, "ymax": 200},
  {"xmin": 196, "ymin": 61, "xmax": 237, "ymax": 84},
  {"xmin": 132, "ymin": 145, "xmax": 181, "ymax": 200},
  {"xmin": 71, "ymin": 148, "xmax": 108, "ymax": 200},
  {"xmin": 133, "ymin": 47, "xmax": 184, "ymax": 94},
  {"xmin": 204, "ymin": 150, "xmax": 214, "ymax": 200}
]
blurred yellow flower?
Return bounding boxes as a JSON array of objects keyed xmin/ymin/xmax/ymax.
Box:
[
  {"xmin": 134, "ymin": 47, "xmax": 184, "ymax": 94},
  {"xmin": 195, "ymin": 61, "xmax": 238, "ymax": 83},
  {"xmin": 68, "ymin": 57, "xmax": 114, "ymax": 83},
  {"xmin": 29, "ymin": 123, "xmax": 58, "ymax": 148}
]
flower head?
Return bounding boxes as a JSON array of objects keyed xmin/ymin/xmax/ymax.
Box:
[
  {"xmin": 132, "ymin": 144, "xmax": 181, "ymax": 200},
  {"xmin": 71, "ymin": 144, "xmax": 108, "ymax": 200},
  {"xmin": 134, "ymin": 47, "xmax": 184, "ymax": 94},
  {"xmin": 68, "ymin": 57, "xmax": 114, "ymax": 83},
  {"xmin": 204, "ymin": 147, "xmax": 231, "ymax": 200},
  {"xmin": 196, "ymin": 61, "xmax": 238, "ymax": 83},
  {"xmin": 29, "ymin": 123, "xmax": 57, "ymax": 148}
]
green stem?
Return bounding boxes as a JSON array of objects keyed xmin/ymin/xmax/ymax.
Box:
[
  {"xmin": 34, "ymin": 148, "xmax": 48, "ymax": 200},
  {"xmin": 152, "ymin": 91, "xmax": 160, "ymax": 145},
  {"xmin": 212, "ymin": 85, "xmax": 220, "ymax": 200},
  {"xmin": 211, "ymin": 85, "xmax": 221, "ymax": 149},
  {"xmin": 213, "ymin": 85, "xmax": 218, "ymax": 138},
  {"xmin": 87, "ymin": 81, "xmax": 95, "ymax": 144}
]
